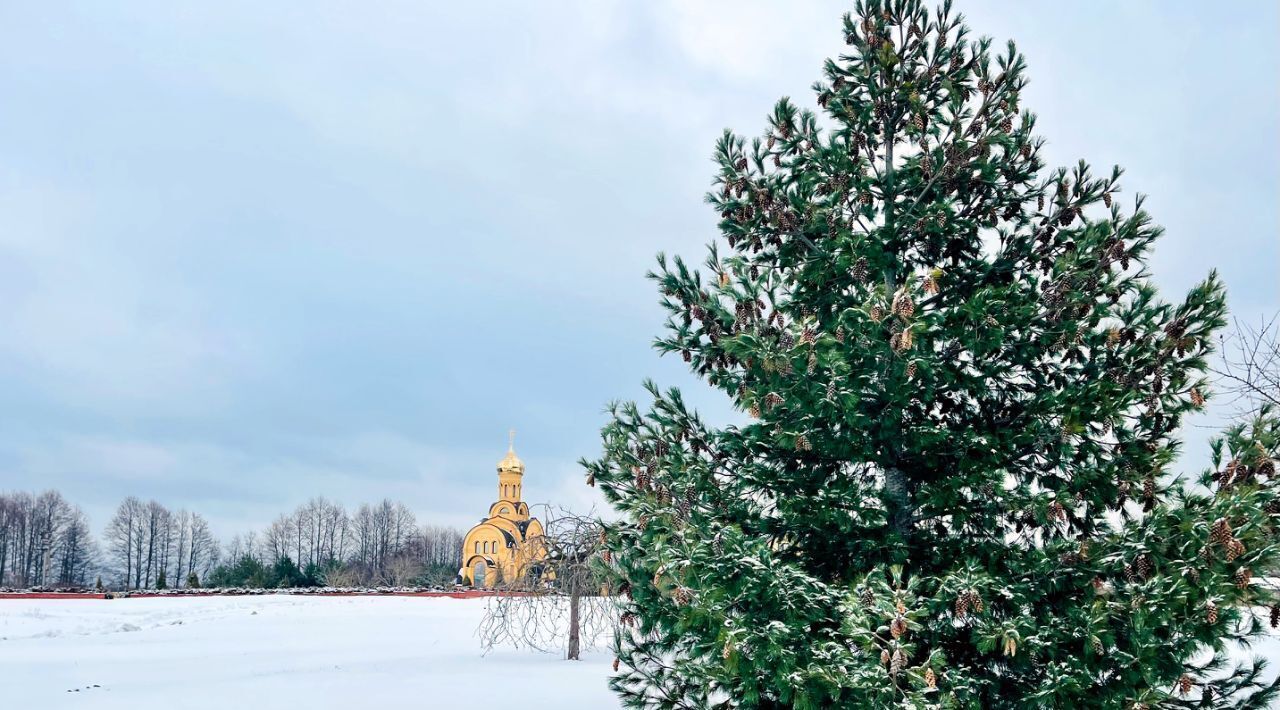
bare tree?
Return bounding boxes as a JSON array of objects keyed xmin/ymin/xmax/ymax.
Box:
[
  {"xmin": 106, "ymin": 497, "xmax": 140, "ymax": 588},
  {"xmin": 185, "ymin": 513, "xmax": 218, "ymax": 584},
  {"xmin": 1215, "ymin": 312, "xmax": 1280, "ymax": 415},
  {"xmin": 51, "ymin": 505, "xmax": 96, "ymax": 586},
  {"xmin": 0, "ymin": 490, "xmax": 91, "ymax": 587},
  {"xmin": 478, "ymin": 506, "xmax": 616, "ymax": 660}
]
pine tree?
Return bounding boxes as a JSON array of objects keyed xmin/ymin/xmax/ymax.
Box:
[
  {"xmin": 155, "ymin": 569, "xmax": 167, "ymax": 590},
  {"xmin": 187, "ymin": 571, "xmax": 200, "ymax": 589},
  {"xmin": 583, "ymin": 2, "xmax": 1280, "ymax": 707}
]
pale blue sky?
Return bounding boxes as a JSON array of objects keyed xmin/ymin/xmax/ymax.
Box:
[{"xmin": 0, "ymin": 2, "xmax": 1275, "ymax": 536}]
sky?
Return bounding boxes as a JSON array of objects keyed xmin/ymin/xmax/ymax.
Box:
[{"xmin": 0, "ymin": 1, "xmax": 1275, "ymax": 538}]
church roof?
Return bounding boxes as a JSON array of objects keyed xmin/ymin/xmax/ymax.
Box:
[{"xmin": 497, "ymin": 431, "xmax": 525, "ymax": 473}]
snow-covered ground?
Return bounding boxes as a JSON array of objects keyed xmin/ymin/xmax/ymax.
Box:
[
  {"xmin": 0, "ymin": 596, "xmax": 620, "ymax": 709},
  {"xmin": 5, "ymin": 595, "xmax": 1279, "ymax": 708}
]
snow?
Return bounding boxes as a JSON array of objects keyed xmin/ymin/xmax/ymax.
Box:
[
  {"xmin": 5, "ymin": 595, "xmax": 1279, "ymax": 707},
  {"xmin": 0, "ymin": 596, "xmax": 621, "ymax": 709}
]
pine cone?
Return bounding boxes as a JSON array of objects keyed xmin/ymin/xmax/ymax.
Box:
[
  {"xmin": 1102, "ymin": 191, "xmax": 1113, "ymax": 208},
  {"xmin": 1235, "ymin": 567, "xmax": 1251, "ymax": 590},
  {"xmin": 890, "ymin": 648, "xmax": 907, "ymax": 676},
  {"xmin": 892, "ymin": 329, "xmax": 913, "ymax": 353},
  {"xmin": 1210, "ymin": 518, "xmax": 1232, "ymax": 546},
  {"xmin": 890, "ymin": 614, "xmax": 907, "ymax": 639},
  {"xmin": 851, "ymin": 257, "xmax": 869, "ymax": 282},
  {"xmin": 795, "ymin": 433, "xmax": 812, "ymax": 452},
  {"xmin": 880, "ymin": 649, "xmax": 891, "ymax": 667},
  {"xmin": 892, "ymin": 291, "xmax": 916, "ymax": 319},
  {"xmin": 924, "ymin": 667, "xmax": 937, "ymax": 689},
  {"xmin": 905, "ymin": 361, "xmax": 917, "ymax": 378},
  {"xmin": 860, "ymin": 587, "xmax": 874, "ymax": 607},
  {"xmin": 1190, "ymin": 388, "xmax": 1205, "ymax": 407},
  {"xmin": 1271, "ymin": 605, "xmax": 1280, "ymax": 629},
  {"xmin": 870, "ymin": 304, "xmax": 885, "ymax": 322},
  {"xmin": 1178, "ymin": 675, "xmax": 1192, "ymax": 696},
  {"xmin": 1207, "ymin": 601, "xmax": 1219, "ymax": 624},
  {"xmin": 1260, "ymin": 459, "xmax": 1276, "ymax": 478},
  {"xmin": 1136, "ymin": 554, "xmax": 1153, "ymax": 580},
  {"xmin": 1226, "ymin": 538, "xmax": 1246, "ymax": 562},
  {"xmin": 612, "ymin": 657, "xmax": 620, "ymax": 672},
  {"xmin": 1049, "ymin": 500, "xmax": 1066, "ymax": 522}
]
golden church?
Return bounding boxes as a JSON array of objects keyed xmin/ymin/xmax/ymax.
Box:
[{"xmin": 460, "ymin": 434, "xmax": 547, "ymax": 588}]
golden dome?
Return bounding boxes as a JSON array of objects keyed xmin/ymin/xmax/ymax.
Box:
[
  {"xmin": 497, "ymin": 430, "xmax": 524, "ymax": 473},
  {"xmin": 497, "ymin": 448, "xmax": 524, "ymax": 473}
]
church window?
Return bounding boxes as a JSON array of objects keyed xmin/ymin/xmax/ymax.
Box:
[{"xmin": 474, "ymin": 541, "xmax": 479, "ymax": 554}]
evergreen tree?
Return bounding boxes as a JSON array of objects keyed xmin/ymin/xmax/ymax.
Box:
[
  {"xmin": 584, "ymin": 2, "xmax": 1280, "ymax": 707},
  {"xmin": 270, "ymin": 556, "xmax": 306, "ymax": 588},
  {"xmin": 187, "ymin": 571, "xmax": 200, "ymax": 589},
  {"xmin": 155, "ymin": 569, "xmax": 167, "ymax": 590}
]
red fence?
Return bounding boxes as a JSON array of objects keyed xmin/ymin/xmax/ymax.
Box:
[{"xmin": 0, "ymin": 590, "xmax": 532, "ymax": 600}]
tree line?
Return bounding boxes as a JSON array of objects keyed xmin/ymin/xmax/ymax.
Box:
[
  {"xmin": 0, "ymin": 490, "xmax": 463, "ymax": 590},
  {"xmin": 0, "ymin": 490, "xmax": 96, "ymax": 587},
  {"xmin": 215, "ymin": 497, "xmax": 464, "ymax": 588}
]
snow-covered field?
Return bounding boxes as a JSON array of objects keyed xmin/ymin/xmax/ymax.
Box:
[
  {"xmin": 0, "ymin": 596, "xmax": 620, "ymax": 709},
  {"xmin": 6, "ymin": 596, "xmax": 1280, "ymax": 708}
]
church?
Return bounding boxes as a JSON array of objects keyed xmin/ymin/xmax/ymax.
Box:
[{"xmin": 460, "ymin": 434, "xmax": 547, "ymax": 588}]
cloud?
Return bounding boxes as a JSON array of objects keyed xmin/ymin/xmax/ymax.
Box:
[{"xmin": 0, "ymin": 0, "xmax": 1272, "ymax": 544}]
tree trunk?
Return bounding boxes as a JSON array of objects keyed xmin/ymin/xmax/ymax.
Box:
[
  {"xmin": 884, "ymin": 466, "xmax": 912, "ymax": 542},
  {"xmin": 567, "ymin": 589, "xmax": 581, "ymax": 661}
]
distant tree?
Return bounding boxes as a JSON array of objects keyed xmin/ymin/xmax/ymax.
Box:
[
  {"xmin": 187, "ymin": 571, "xmax": 200, "ymax": 589},
  {"xmin": 0, "ymin": 490, "xmax": 89, "ymax": 587},
  {"xmin": 269, "ymin": 556, "xmax": 309, "ymax": 588},
  {"xmin": 207, "ymin": 554, "xmax": 268, "ymax": 589},
  {"xmin": 155, "ymin": 569, "xmax": 167, "ymax": 590}
]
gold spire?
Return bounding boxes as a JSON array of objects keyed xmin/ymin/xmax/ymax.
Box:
[{"xmin": 497, "ymin": 429, "xmax": 524, "ymax": 473}]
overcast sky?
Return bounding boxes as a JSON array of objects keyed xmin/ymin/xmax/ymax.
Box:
[{"xmin": 0, "ymin": 1, "xmax": 1275, "ymax": 538}]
